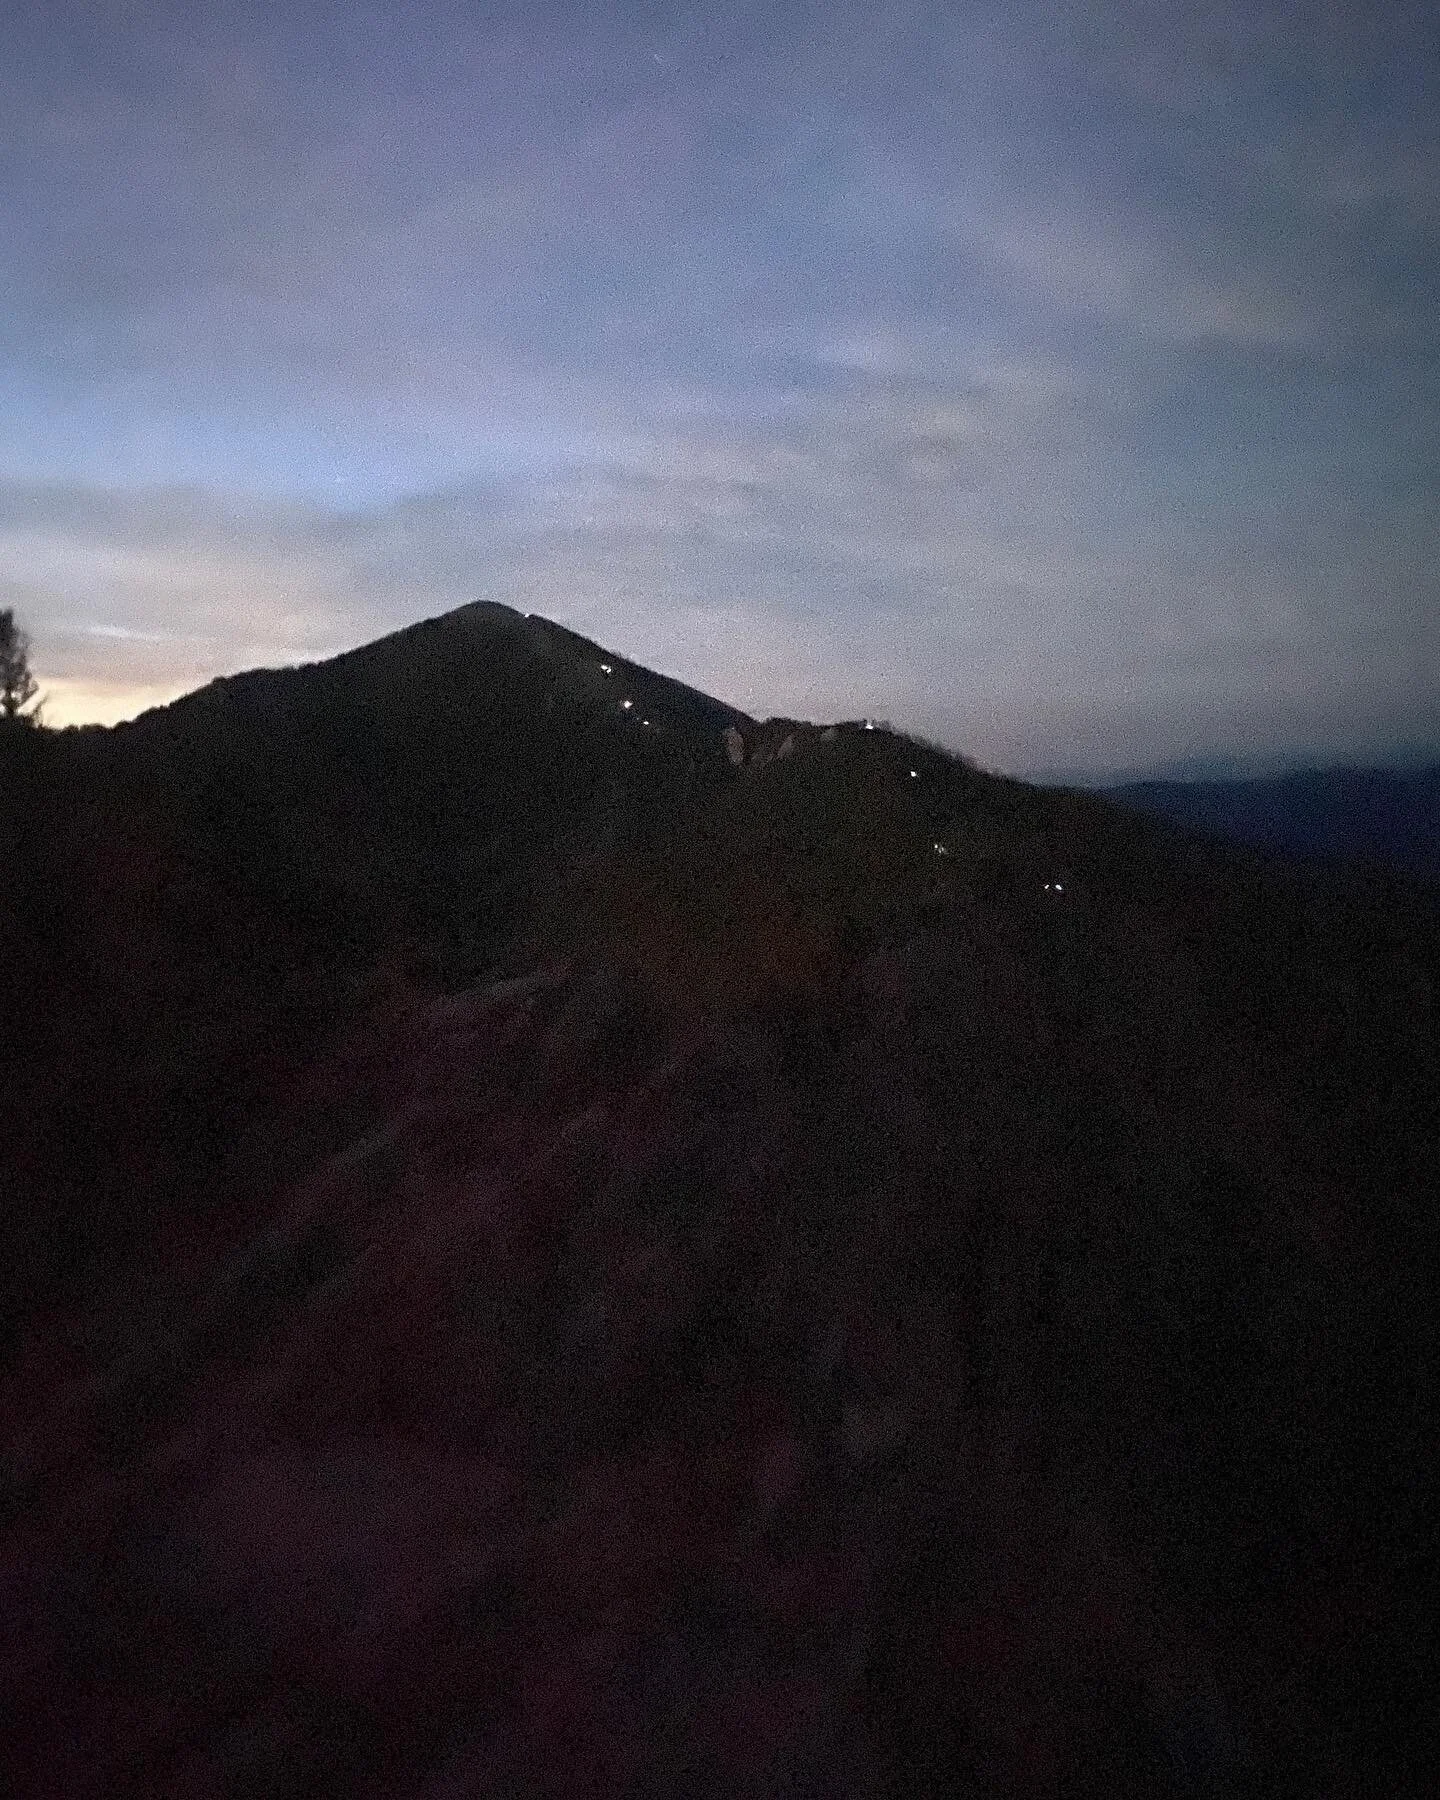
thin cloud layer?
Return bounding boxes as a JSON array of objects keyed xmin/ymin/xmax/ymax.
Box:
[{"xmin": 3, "ymin": 1, "xmax": 1436, "ymax": 771}]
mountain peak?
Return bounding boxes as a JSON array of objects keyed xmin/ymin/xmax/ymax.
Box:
[{"xmin": 4, "ymin": 606, "xmax": 1437, "ymax": 1800}]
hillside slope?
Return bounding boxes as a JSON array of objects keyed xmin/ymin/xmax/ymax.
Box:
[
  {"xmin": 3, "ymin": 608, "xmax": 1438, "ymax": 1799},
  {"xmin": 0, "ymin": 603, "xmax": 752, "ymax": 1322}
]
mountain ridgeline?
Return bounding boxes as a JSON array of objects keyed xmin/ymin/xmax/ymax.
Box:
[
  {"xmin": 103, "ymin": 600, "xmax": 754, "ymax": 958},
  {"xmin": 2, "ymin": 604, "xmax": 1438, "ymax": 1799}
]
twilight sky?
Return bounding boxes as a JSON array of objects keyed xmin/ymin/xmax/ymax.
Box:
[{"xmin": 3, "ymin": 0, "xmax": 1436, "ymax": 776}]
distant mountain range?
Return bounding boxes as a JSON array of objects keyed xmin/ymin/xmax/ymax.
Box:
[
  {"xmin": 1098, "ymin": 763, "xmax": 1440, "ymax": 885},
  {"xmin": 3, "ymin": 604, "xmax": 1437, "ymax": 1799}
]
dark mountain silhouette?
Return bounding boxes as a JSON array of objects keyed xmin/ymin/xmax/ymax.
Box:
[
  {"xmin": 3, "ymin": 605, "xmax": 1437, "ymax": 1799},
  {"xmin": 112, "ymin": 598, "xmax": 755, "ymax": 956},
  {"xmin": 1104, "ymin": 763, "xmax": 1440, "ymax": 885},
  {"xmin": 0, "ymin": 602, "xmax": 754, "ymax": 1321}
]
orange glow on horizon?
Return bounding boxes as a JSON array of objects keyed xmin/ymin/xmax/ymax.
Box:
[{"xmin": 35, "ymin": 676, "xmax": 200, "ymax": 728}]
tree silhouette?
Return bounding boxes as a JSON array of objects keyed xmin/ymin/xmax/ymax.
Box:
[{"xmin": 0, "ymin": 607, "xmax": 41, "ymax": 724}]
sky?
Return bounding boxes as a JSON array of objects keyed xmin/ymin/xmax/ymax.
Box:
[{"xmin": 2, "ymin": 0, "xmax": 1436, "ymax": 778}]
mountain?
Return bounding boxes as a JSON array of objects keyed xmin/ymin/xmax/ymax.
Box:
[
  {"xmin": 1103, "ymin": 764, "xmax": 1440, "ymax": 886},
  {"xmin": 3, "ymin": 606, "xmax": 1438, "ymax": 1799},
  {"xmin": 0, "ymin": 602, "xmax": 755, "ymax": 1318},
  {"xmin": 110, "ymin": 598, "xmax": 756, "ymax": 956}
]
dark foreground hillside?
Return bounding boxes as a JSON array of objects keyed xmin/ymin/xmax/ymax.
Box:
[{"xmin": 2, "ymin": 608, "xmax": 1438, "ymax": 1799}]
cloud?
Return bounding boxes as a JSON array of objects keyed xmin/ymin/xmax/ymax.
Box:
[
  {"xmin": 1, "ymin": 482, "xmax": 371, "ymax": 723},
  {"xmin": 3, "ymin": 2, "xmax": 1436, "ymax": 765},
  {"xmin": 13, "ymin": 309, "xmax": 1433, "ymax": 767}
]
